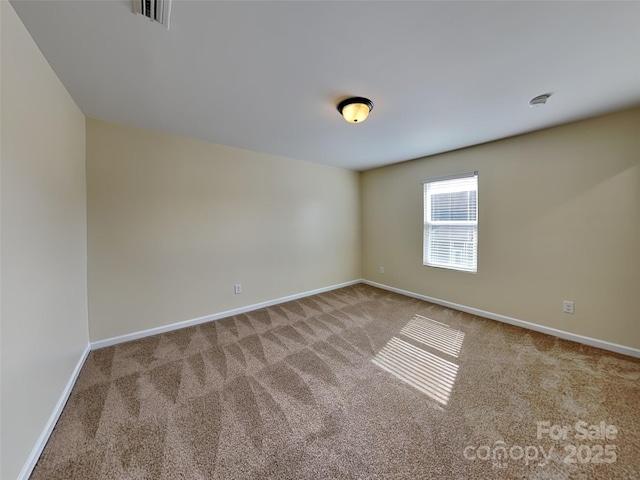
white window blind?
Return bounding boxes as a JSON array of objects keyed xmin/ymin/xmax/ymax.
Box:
[{"xmin": 423, "ymin": 172, "xmax": 478, "ymax": 272}]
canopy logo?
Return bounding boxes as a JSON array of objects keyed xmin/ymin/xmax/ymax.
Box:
[{"xmin": 463, "ymin": 419, "xmax": 618, "ymax": 470}]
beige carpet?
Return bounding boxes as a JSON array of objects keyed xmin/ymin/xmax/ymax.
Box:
[{"xmin": 30, "ymin": 284, "xmax": 640, "ymax": 479}]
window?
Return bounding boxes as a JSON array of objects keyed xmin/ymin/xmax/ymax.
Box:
[{"xmin": 423, "ymin": 172, "xmax": 478, "ymax": 272}]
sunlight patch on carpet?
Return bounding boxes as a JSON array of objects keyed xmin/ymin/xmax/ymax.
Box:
[
  {"xmin": 373, "ymin": 315, "xmax": 464, "ymax": 405},
  {"xmin": 400, "ymin": 314, "xmax": 465, "ymax": 358}
]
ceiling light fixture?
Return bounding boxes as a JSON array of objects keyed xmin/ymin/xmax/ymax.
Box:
[
  {"xmin": 337, "ymin": 97, "xmax": 374, "ymax": 124},
  {"xmin": 529, "ymin": 93, "xmax": 551, "ymax": 107}
]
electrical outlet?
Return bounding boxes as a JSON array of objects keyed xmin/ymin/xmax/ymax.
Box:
[
  {"xmin": 379, "ymin": 266, "xmax": 384, "ymax": 273},
  {"xmin": 234, "ymin": 284, "xmax": 241, "ymax": 294},
  {"xmin": 563, "ymin": 301, "xmax": 574, "ymax": 314}
]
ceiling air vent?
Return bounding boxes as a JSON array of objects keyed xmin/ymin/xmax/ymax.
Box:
[{"xmin": 133, "ymin": 0, "xmax": 172, "ymax": 29}]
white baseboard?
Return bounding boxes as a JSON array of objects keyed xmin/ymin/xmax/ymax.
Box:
[
  {"xmin": 362, "ymin": 279, "xmax": 640, "ymax": 359},
  {"xmin": 91, "ymin": 279, "xmax": 361, "ymax": 350},
  {"xmin": 17, "ymin": 343, "xmax": 91, "ymax": 480},
  {"xmin": 92, "ymin": 277, "xmax": 640, "ymax": 358}
]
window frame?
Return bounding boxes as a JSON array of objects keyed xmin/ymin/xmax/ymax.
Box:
[{"xmin": 422, "ymin": 172, "xmax": 478, "ymax": 273}]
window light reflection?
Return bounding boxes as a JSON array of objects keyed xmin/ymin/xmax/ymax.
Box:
[
  {"xmin": 372, "ymin": 315, "xmax": 464, "ymax": 405},
  {"xmin": 400, "ymin": 314, "xmax": 465, "ymax": 358}
]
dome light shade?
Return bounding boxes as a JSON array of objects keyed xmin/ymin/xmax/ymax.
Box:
[{"xmin": 337, "ymin": 97, "xmax": 373, "ymax": 123}]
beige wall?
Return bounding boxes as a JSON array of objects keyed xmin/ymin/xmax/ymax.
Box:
[
  {"xmin": 86, "ymin": 119, "xmax": 361, "ymax": 341},
  {"xmin": 0, "ymin": 3, "xmax": 89, "ymax": 479},
  {"xmin": 362, "ymin": 108, "xmax": 640, "ymax": 349}
]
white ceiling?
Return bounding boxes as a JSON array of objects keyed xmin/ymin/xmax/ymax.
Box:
[{"xmin": 11, "ymin": 0, "xmax": 640, "ymax": 171}]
